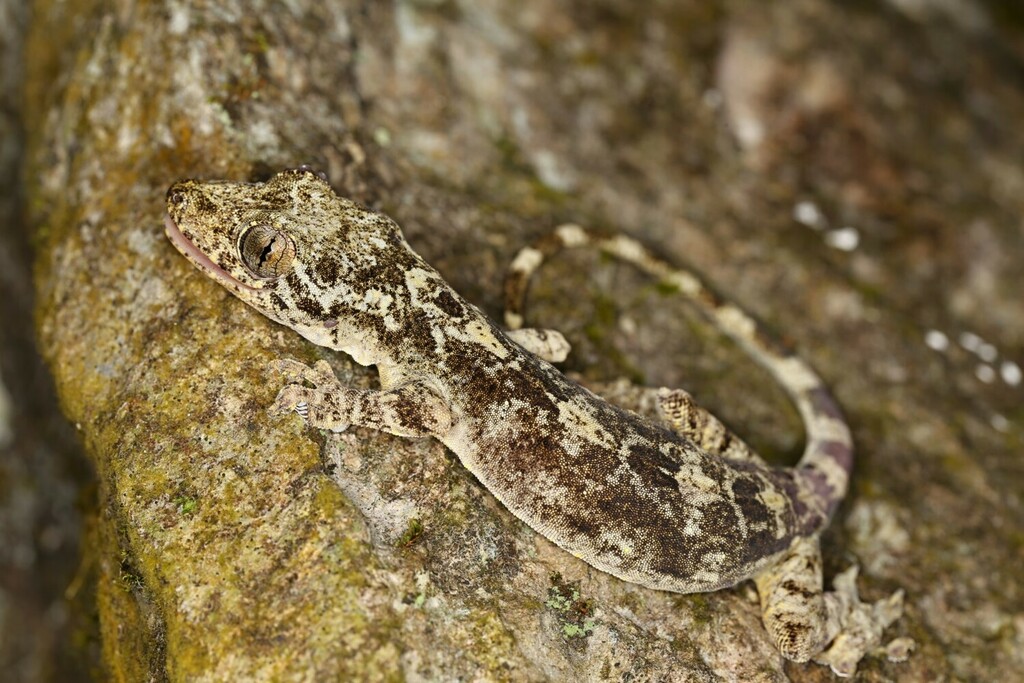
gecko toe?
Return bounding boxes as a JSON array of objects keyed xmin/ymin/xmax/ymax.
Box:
[{"xmin": 270, "ymin": 358, "xmax": 313, "ymax": 383}]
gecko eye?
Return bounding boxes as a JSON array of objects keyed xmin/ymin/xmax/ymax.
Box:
[{"xmin": 239, "ymin": 225, "xmax": 296, "ymax": 279}]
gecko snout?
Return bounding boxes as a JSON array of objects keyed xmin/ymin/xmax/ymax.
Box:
[{"xmin": 166, "ymin": 182, "xmax": 190, "ymax": 210}]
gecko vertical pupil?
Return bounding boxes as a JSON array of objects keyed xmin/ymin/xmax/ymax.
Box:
[{"xmin": 240, "ymin": 225, "xmax": 296, "ymax": 279}]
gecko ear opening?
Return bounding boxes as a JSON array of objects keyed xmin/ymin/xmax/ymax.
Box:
[{"xmin": 240, "ymin": 225, "xmax": 296, "ymax": 279}]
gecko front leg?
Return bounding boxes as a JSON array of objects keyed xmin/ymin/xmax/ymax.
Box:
[{"xmin": 270, "ymin": 359, "xmax": 452, "ymax": 438}]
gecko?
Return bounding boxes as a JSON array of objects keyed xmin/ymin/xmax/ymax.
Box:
[{"xmin": 164, "ymin": 167, "xmax": 908, "ymax": 676}]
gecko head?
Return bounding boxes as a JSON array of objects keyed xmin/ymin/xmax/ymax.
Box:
[{"xmin": 165, "ymin": 167, "xmax": 410, "ymax": 348}]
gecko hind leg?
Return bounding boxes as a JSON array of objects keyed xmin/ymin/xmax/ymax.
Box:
[
  {"xmin": 506, "ymin": 327, "xmax": 571, "ymax": 363},
  {"xmin": 755, "ymin": 536, "xmax": 907, "ymax": 676},
  {"xmin": 657, "ymin": 388, "xmax": 763, "ymax": 464}
]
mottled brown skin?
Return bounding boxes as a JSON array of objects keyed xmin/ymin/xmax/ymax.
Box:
[{"xmin": 165, "ymin": 168, "xmax": 907, "ymax": 675}]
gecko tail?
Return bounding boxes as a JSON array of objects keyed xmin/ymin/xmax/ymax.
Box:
[{"xmin": 503, "ymin": 224, "xmax": 852, "ymax": 526}]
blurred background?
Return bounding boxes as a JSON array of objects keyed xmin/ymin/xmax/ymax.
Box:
[{"xmin": 1, "ymin": 2, "xmax": 95, "ymax": 680}]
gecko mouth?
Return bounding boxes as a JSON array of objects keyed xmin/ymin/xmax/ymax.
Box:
[{"xmin": 164, "ymin": 214, "xmax": 259, "ymax": 292}]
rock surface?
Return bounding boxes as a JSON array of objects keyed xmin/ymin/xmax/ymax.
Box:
[{"xmin": 12, "ymin": 0, "xmax": 1024, "ymax": 680}]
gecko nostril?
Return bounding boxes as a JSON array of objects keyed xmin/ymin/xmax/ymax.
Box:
[{"xmin": 167, "ymin": 188, "xmax": 187, "ymax": 207}]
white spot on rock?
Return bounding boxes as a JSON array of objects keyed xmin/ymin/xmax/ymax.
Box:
[
  {"xmin": 793, "ymin": 200, "xmax": 824, "ymax": 229},
  {"xmin": 373, "ymin": 127, "xmax": 391, "ymax": 147},
  {"xmin": 824, "ymin": 227, "xmax": 860, "ymax": 251},
  {"xmin": 1001, "ymin": 361, "xmax": 1022, "ymax": 386},
  {"xmin": 168, "ymin": 3, "xmax": 190, "ymax": 35},
  {"xmin": 977, "ymin": 343, "xmax": 998, "ymax": 363},
  {"xmin": 958, "ymin": 331, "xmax": 983, "ymax": 354},
  {"xmin": 532, "ymin": 150, "xmax": 575, "ymax": 192},
  {"xmin": 975, "ymin": 364, "xmax": 996, "ymax": 383},
  {"xmin": 924, "ymin": 329, "xmax": 949, "ymax": 352}
]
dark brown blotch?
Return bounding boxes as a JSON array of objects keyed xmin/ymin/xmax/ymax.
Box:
[
  {"xmin": 780, "ymin": 579, "xmax": 817, "ymax": 600},
  {"xmin": 270, "ymin": 293, "xmax": 289, "ymax": 311},
  {"xmin": 434, "ymin": 290, "xmax": 465, "ymax": 318},
  {"xmin": 393, "ymin": 396, "xmax": 427, "ymax": 432},
  {"xmin": 296, "ymin": 296, "xmax": 326, "ymax": 318},
  {"xmin": 779, "ymin": 619, "xmax": 811, "ymax": 649},
  {"xmin": 624, "ymin": 444, "xmax": 680, "ymax": 490},
  {"xmin": 193, "ymin": 192, "xmax": 218, "ymax": 216},
  {"xmin": 315, "ymin": 254, "xmax": 342, "ymax": 285}
]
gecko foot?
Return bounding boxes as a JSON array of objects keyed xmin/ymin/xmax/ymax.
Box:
[
  {"xmin": 755, "ymin": 538, "xmax": 909, "ymax": 677},
  {"xmin": 269, "ymin": 358, "xmax": 350, "ymax": 432}
]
